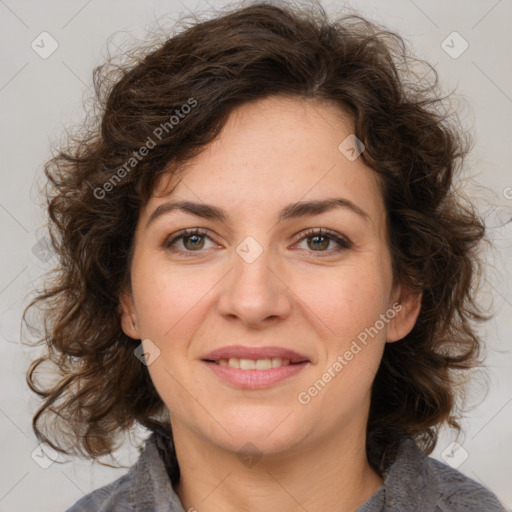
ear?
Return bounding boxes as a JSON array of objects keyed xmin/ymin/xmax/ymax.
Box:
[
  {"xmin": 386, "ymin": 284, "xmax": 422, "ymax": 343},
  {"xmin": 118, "ymin": 288, "xmax": 141, "ymax": 340}
]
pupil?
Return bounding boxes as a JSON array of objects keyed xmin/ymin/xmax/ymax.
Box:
[
  {"xmin": 310, "ymin": 235, "xmax": 328, "ymax": 250},
  {"xmin": 185, "ymin": 234, "xmax": 203, "ymax": 250}
]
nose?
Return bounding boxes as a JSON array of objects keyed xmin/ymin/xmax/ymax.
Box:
[{"xmin": 216, "ymin": 242, "xmax": 292, "ymax": 328}]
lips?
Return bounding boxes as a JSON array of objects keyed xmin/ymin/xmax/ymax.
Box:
[
  {"xmin": 202, "ymin": 345, "xmax": 309, "ymax": 364},
  {"xmin": 201, "ymin": 345, "xmax": 310, "ymax": 389}
]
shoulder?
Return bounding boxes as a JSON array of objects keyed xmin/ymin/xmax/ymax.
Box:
[
  {"xmin": 64, "ymin": 472, "xmax": 133, "ymax": 511},
  {"xmin": 425, "ymin": 455, "xmax": 505, "ymax": 511},
  {"xmin": 65, "ymin": 432, "xmax": 183, "ymax": 512},
  {"xmin": 368, "ymin": 437, "xmax": 506, "ymax": 512}
]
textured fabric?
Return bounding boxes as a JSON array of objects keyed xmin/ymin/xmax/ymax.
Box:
[{"xmin": 66, "ymin": 432, "xmax": 505, "ymax": 512}]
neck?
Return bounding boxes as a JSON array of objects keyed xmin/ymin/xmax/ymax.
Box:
[{"xmin": 172, "ymin": 423, "xmax": 383, "ymax": 512}]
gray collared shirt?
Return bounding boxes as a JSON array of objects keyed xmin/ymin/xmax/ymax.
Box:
[{"xmin": 66, "ymin": 433, "xmax": 505, "ymax": 511}]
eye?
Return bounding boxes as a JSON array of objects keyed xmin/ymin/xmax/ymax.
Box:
[
  {"xmin": 294, "ymin": 228, "xmax": 352, "ymax": 256},
  {"xmin": 163, "ymin": 227, "xmax": 352, "ymax": 258},
  {"xmin": 164, "ymin": 228, "xmax": 217, "ymax": 256}
]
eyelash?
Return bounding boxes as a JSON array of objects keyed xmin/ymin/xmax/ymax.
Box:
[{"xmin": 163, "ymin": 227, "xmax": 352, "ymax": 258}]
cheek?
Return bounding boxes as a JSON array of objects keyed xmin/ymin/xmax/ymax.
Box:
[
  {"xmin": 292, "ymin": 262, "xmax": 392, "ymax": 347},
  {"xmin": 131, "ymin": 256, "xmax": 218, "ymax": 341},
  {"xmin": 131, "ymin": 261, "xmax": 211, "ymax": 417},
  {"xmin": 295, "ymin": 260, "xmax": 392, "ymax": 410},
  {"xmin": 294, "ymin": 267, "xmax": 389, "ymax": 418}
]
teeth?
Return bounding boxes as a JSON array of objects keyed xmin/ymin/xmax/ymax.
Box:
[
  {"xmin": 240, "ymin": 358, "xmax": 256, "ymax": 370},
  {"xmin": 218, "ymin": 357, "xmax": 291, "ymax": 369},
  {"xmin": 255, "ymin": 358, "xmax": 271, "ymax": 370}
]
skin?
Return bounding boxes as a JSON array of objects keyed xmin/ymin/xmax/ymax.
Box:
[{"xmin": 119, "ymin": 95, "xmax": 422, "ymax": 512}]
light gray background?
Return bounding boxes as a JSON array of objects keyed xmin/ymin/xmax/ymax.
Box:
[{"xmin": 1, "ymin": 0, "xmax": 511, "ymax": 510}]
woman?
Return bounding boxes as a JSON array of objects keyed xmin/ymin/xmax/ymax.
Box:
[{"xmin": 24, "ymin": 1, "xmax": 505, "ymax": 511}]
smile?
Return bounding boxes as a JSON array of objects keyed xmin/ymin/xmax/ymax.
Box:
[
  {"xmin": 215, "ymin": 357, "xmax": 291, "ymax": 370},
  {"xmin": 203, "ymin": 358, "xmax": 308, "ymax": 389}
]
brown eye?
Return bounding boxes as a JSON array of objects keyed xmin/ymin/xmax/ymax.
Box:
[
  {"xmin": 295, "ymin": 228, "xmax": 352, "ymax": 256},
  {"xmin": 182, "ymin": 233, "xmax": 206, "ymax": 250},
  {"xmin": 307, "ymin": 234, "xmax": 330, "ymax": 251},
  {"xmin": 164, "ymin": 228, "xmax": 216, "ymax": 256}
]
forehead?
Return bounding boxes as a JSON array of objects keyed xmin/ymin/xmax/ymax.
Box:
[{"xmin": 144, "ymin": 95, "xmax": 385, "ymax": 228}]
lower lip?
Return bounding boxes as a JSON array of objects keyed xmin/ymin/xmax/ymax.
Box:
[{"xmin": 203, "ymin": 361, "xmax": 308, "ymax": 389}]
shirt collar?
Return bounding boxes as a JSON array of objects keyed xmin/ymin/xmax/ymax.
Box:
[
  {"xmin": 131, "ymin": 433, "xmax": 441, "ymax": 512},
  {"xmin": 357, "ymin": 437, "xmax": 442, "ymax": 511},
  {"xmin": 131, "ymin": 432, "xmax": 185, "ymax": 511}
]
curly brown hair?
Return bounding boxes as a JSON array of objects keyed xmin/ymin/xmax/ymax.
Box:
[{"xmin": 23, "ymin": 0, "xmax": 489, "ymax": 473}]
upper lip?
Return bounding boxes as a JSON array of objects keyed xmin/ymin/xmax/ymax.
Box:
[{"xmin": 202, "ymin": 345, "xmax": 309, "ymax": 363}]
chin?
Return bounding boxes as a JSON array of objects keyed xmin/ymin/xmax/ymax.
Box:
[{"xmin": 209, "ymin": 407, "xmax": 305, "ymax": 455}]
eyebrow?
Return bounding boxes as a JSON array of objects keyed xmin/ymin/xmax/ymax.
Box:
[{"xmin": 145, "ymin": 197, "xmax": 370, "ymax": 229}]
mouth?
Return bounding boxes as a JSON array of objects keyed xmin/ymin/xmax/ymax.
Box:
[
  {"xmin": 208, "ymin": 357, "xmax": 297, "ymax": 370},
  {"xmin": 201, "ymin": 346, "xmax": 310, "ymax": 389}
]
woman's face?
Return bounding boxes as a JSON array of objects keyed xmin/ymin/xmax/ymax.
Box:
[{"xmin": 120, "ymin": 95, "xmax": 420, "ymax": 456}]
